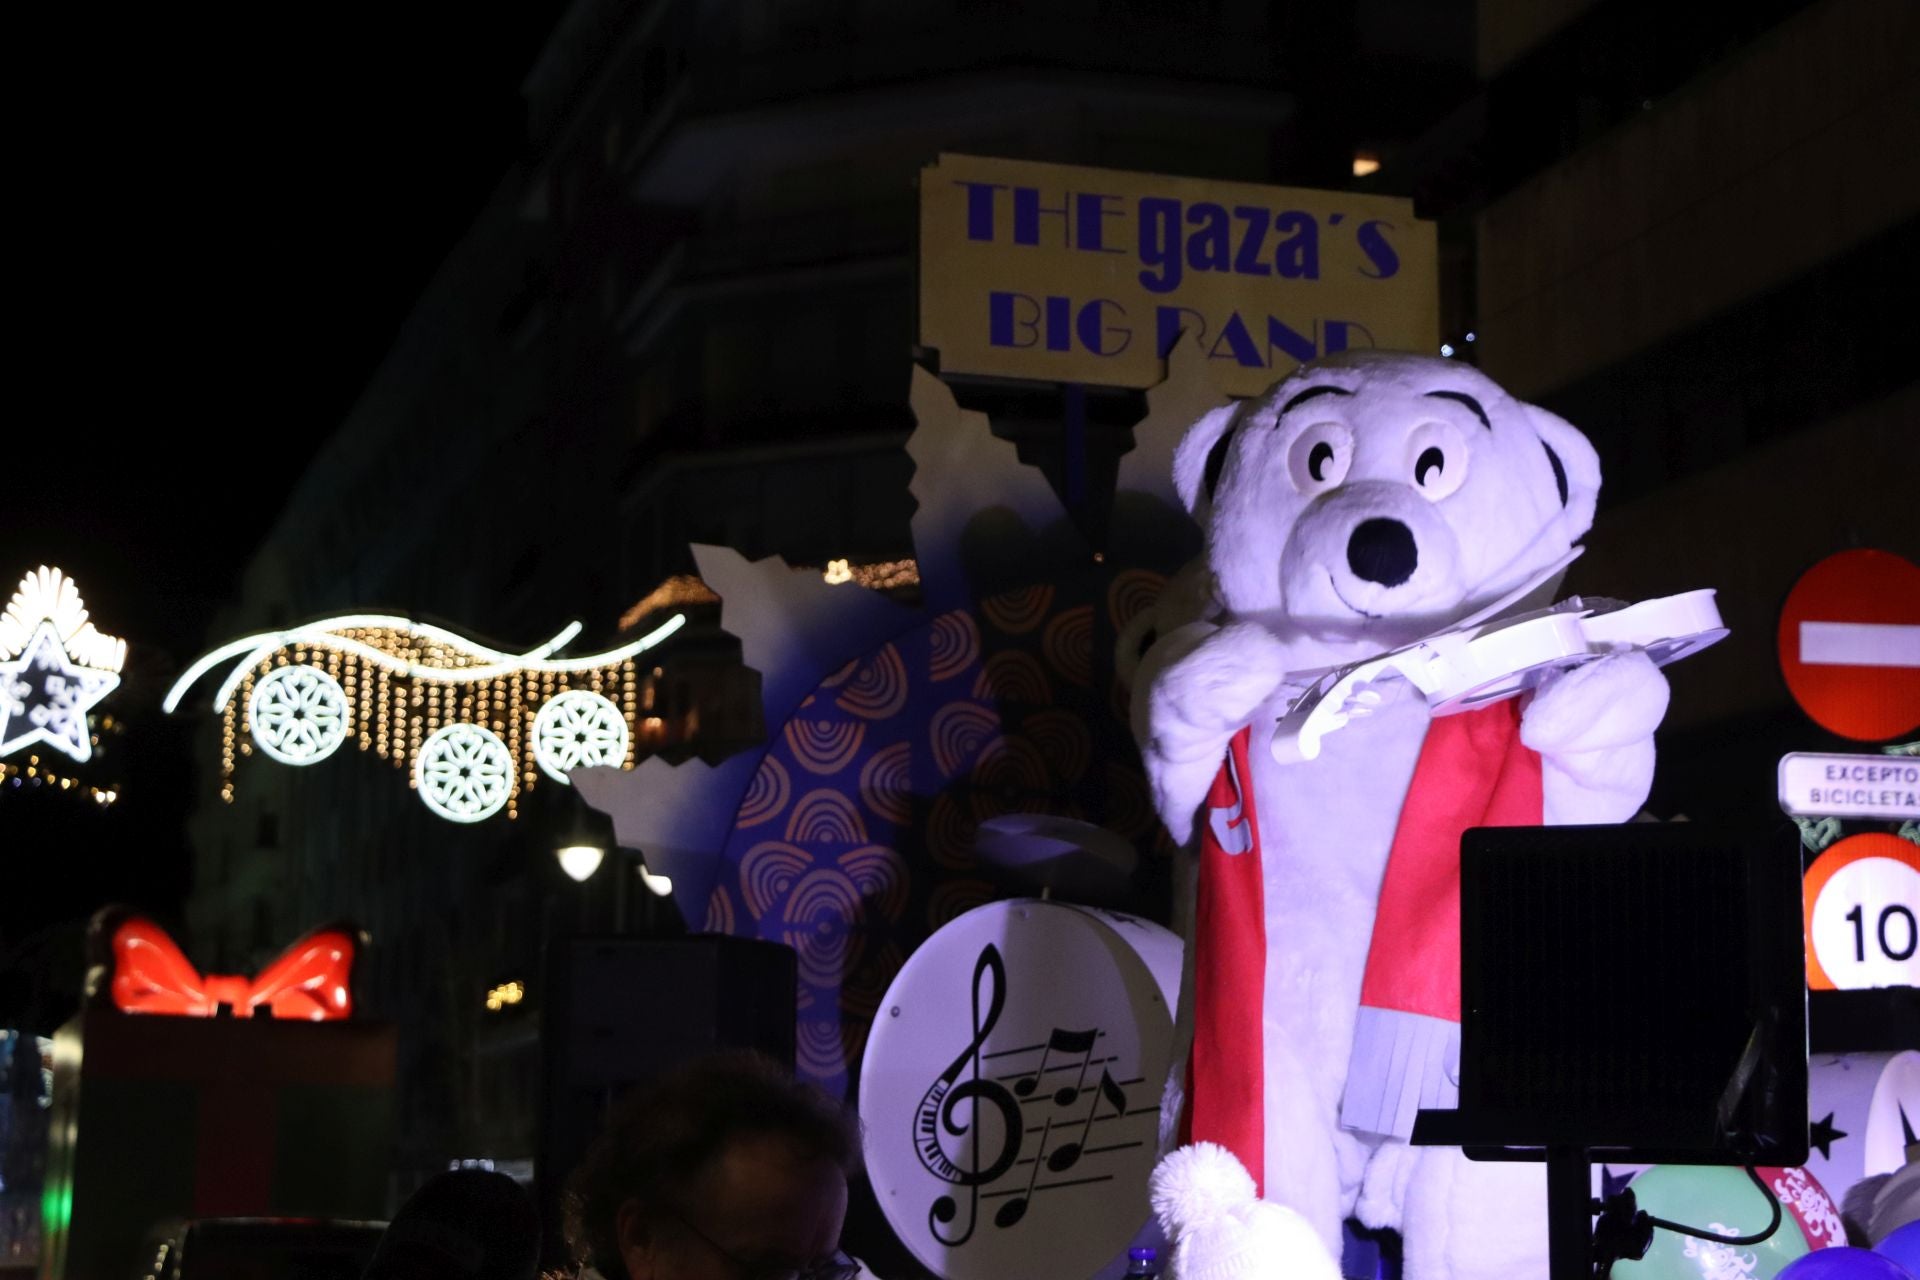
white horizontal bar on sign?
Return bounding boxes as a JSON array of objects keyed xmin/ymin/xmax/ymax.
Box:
[
  {"xmin": 1800, "ymin": 621, "xmax": 1920, "ymax": 669},
  {"xmin": 1778, "ymin": 752, "xmax": 1920, "ymax": 820}
]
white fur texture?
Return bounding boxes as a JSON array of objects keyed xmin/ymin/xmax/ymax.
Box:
[
  {"xmin": 1151, "ymin": 1144, "xmax": 1344, "ymax": 1280},
  {"xmin": 1130, "ymin": 353, "xmax": 1672, "ymax": 1280}
]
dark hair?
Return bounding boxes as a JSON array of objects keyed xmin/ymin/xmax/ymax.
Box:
[
  {"xmin": 362, "ymin": 1168, "xmax": 541, "ymax": 1280},
  {"xmin": 561, "ymin": 1050, "xmax": 860, "ymax": 1272}
]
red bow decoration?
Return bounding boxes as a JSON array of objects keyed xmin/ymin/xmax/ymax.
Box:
[{"xmin": 110, "ymin": 916, "xmax": 357, "ymax": 1021}]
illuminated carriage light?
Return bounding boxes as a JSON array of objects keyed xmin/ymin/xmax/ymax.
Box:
[
  {"xmin": 638, "ymin": 865, "xmax": 674, "ymax": 896},
  {"xmin": 532, "ymin": 690, "xmax": 630, "ymax": 784},
  {"xmin": 247, "ymin": 666, "xmax": 349, "ymax": 765},
  {"xmin": 414, "ymin": 724, "xmax": 514, "ymax": 823},
  {"xmin": 165, "ymin": 613, "xmax": 685, "ymax": 714}
]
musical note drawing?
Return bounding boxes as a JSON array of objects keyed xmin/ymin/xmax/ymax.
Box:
[
  {"xmin": 915, "ymin": 944, "xmax": 1024, "ymax": 1247},
  {"xmin": 910, "ymin": 945, "xmax": 1157, "ymax": 1248},
  {"xmin": 1045, "ymin": 1069, "xmax": 1129, "ymax": 1174},
  {"xmin": 985, "ymin": 1068, "xmax": 1134, "ymax": 1229},
  {"xmin": 994, "ymin": 1117, "xmax": 1052, "ymax": 1229},
  {"xmin": 1013, "ymin": 1027, "xmax": 1099, "ymax": 1106}
]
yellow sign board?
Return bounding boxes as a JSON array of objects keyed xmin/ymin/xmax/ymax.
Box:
[{"xmin": 919, "ymin": 153, "xmax": 1438, "ymax": 397}]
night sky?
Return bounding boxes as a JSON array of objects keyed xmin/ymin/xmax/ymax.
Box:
[
  {"xmin": 3, "ymin": 6, "xmax": 568, "ymax": 664},
  {"xmin": 1, "ymin": 9, "xmax": 569, "ymax": 1020}
]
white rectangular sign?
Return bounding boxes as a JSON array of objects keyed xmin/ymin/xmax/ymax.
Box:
[
  {"xmin": 1800, "ymin": 620, "xmax": 1920, "ymax": 668},
  {"xmin": 1778, "ymin": 752, "xmax": 1920, "ymax": 820}
]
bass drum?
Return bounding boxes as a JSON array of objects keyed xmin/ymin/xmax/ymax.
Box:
[{"xmin": 858, "ymin": 899, "xmax": 1182, "ymax": 1280}]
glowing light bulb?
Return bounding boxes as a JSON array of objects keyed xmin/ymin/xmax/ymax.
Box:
[{"xmin": 558, "ymin": 845, "xmax": 605, "ymax": 882}]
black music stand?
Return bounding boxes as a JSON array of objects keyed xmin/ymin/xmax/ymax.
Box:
[{"xmin": 1410, "ymin": 821, "xmax": 1808, "ymax": 1280}]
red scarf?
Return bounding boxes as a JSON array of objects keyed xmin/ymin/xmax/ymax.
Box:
[{"xmin": 1182, "ymin": 701, "xmax": 1543, "ymax": 1190}]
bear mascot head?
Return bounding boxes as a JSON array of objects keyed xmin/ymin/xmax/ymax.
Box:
[{"xmin": 1126, "ymin": 351, "xmax": 1680, "ymax": 1280}]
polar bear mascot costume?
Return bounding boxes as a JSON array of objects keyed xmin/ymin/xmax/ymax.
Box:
[{"xmin": 1130, "ymin": 351, "xmax": 1674, "ymax": 1280}]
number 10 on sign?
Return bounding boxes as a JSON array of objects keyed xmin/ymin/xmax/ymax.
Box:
[{"xmin": 1804, "ymin": 833, "xmax": 1920, "ymax": 991}]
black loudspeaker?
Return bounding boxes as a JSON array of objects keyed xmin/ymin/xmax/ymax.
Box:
[
  {"xmin": 1451, "ymin": 820, "xmax": 1808, "ymax": 1165},
  {"xmin": 536, "ymin": 934, "xmax": 797, "ymax": 1264},
  {"xmin": 1413, "ymin": 821, "xmax": 1808, "ymax": 1280}
]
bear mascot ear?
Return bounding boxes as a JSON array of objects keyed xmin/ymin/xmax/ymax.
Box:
[
  {"xmin": 1172, "ymin": 402, "xmax": 1244, "ymax": 520},
  {"xmin": 1524, "ymin": 401, "xmax": 1602, "ymax": 546}
]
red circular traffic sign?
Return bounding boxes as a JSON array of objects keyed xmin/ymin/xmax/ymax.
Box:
[{"xmin": 1777, "ymin": 549, "xmax": 1920, "ymax": 741}]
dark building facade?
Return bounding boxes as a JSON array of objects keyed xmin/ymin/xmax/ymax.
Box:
[
  {"xmin": 178, "ymin": 0, "xmax": 1910, "ymax": 1217},
  {"xmin": 180, "ymin": 0, "xmax": 1475, "ymax": 1199}
]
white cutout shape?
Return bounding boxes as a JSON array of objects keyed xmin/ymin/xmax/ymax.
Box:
[
  {"xmin": 415, "ymin": 724, "xmax": 514, "ymax": 823},
  {"xmin": 247, "ymin": 666, "xmax": 349, "ymax": 765},
  {"xmin": 0, "ymin": 623, "xmax": 120, "ymax": 763},
  {"xmin": 532, "ymin": 690, "xmax": 629, "ymax": 784}
]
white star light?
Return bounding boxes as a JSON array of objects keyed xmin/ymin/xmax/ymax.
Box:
[{"xmin": 0, "ymin": 622, "xmax": 120, "ymax": 763}]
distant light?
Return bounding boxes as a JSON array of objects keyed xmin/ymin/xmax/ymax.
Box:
[
  {"xmin": 558, "ymin": 845, "xmax": 605, "ymax": 882},
  {"xmin": 485, "ymin": 980, "xmax": 525, "ymax": 1011},
  {"xmin": 638, "ymin": 865, "xmax": 674, "ymax": 897},
  {"xmin": 1352, "ymin": 151, "xmax": 1382, "ymax": 178},
  {"xmin": 823, "ymin": 558, "xmax": 853, "ymax": 585},
  {"xmin": 1440, "ymin": 343, "xmax": 1456, "ymax": 358}
]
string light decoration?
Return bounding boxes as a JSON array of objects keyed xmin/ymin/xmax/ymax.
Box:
[
  {"xmin": 165, "ymin": 612, "xmax": 685, "ymax": 823},
  {"xmin": 0, "ymin": 567, "xmax": 126, "ymax": 765}
]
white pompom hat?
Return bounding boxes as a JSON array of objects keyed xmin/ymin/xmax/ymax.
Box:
[{"xmin": 1149, "ymin": 1143, "xmax": 1343, "ymax": 1280}]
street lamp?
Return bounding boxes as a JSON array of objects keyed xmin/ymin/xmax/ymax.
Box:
[
  {"xmin": 553, "ymin": 788, "xmax": 614, "ymax": 882},
  {"xmin": 557, "ymin": 844, "xmax": 604, "ymax": 882},
  {"xmin": 549, "ymin": 788, "xmax": 675, "ymax": 928}
]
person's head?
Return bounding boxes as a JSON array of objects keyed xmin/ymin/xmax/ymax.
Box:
[
  {"xmin": 562, "ymin": 1050, "xmax": 860, "ymax": 1280},
  {"xmin": 363, "ymin": 1167, "xmax": 542, "ymax": 1280}
]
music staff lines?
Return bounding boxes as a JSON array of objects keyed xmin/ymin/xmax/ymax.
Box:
[
  {"xmin": 982, "ymin": 1174, "xmax": 1116, "ymax": 1200},
  {"xmin": 912, "ymin": 943, "xmax": 1164, "ymax": 1240},
  {"xmin": 1004, "ymin": 1056, "xmax": 1123, "ymax": 1093},
  {"xmin": 1011, "ymin": 1141, "xmax": 1145, "ymax": 1163},
  {"xmin": 981, "ymin": 1033, "xmax": 1108, "ymax": 1061}
]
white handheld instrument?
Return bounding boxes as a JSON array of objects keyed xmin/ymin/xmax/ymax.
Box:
[{"xmin": 1270, "ymin": 589, "xmax": 1728, "ymax": 764}]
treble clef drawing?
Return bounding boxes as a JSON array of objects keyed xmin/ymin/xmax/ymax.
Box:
[{"xmin": 914, "ymin": 943, "xmax": 1024, "ymax": 1247}]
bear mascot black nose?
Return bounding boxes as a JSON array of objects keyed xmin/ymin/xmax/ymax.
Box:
[{"xmin": 1346, "ymin": 518, "xmax": 1418, "ymax": 587}]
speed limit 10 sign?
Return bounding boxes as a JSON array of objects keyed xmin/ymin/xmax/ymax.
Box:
[{"xmin": 1804, "ymin": 832, "xmax": 1920, "ymax": 991}]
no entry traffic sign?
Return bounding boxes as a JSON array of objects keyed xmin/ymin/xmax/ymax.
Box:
[{"xmin": 1777, "ymin": 549, "xmax": 1920, "ymax": 742}]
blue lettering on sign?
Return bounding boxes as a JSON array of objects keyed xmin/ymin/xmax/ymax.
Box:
[
  {"xmin": 1139, "ymin": 201, "xmax": 1341, "ymax": 288},
  {"xmin": 990, "ymin": 292, "xmax": 1132, "ymax": 357},
  {"xmin": 1139, "ymin": 197, "xmax": 1183, "ymax": 293},
  {"xmin": 1356, "ymin": 219, "xmax": 1399, "ymax": 278},
  {"xmin": 960, "ymin": 183, "xmax": 1411, "ymax": 366},
  {"xmin": 1077, "ymin": 193, "xmax": 1126, "ymax": 254},
  {"xmin": 1077, "ymin": 299, "xmax": 1131, "ymax": 356},
  {"xmin": 989, "ymin": 291, "xmax": 1042, "ymax": 348},
  {"xmin": 1274, "ymin": 211, "xmax": 1319, "ymax": 279},
  {"xmin": 1233, "ymin": 207, "xmax": 1271, "ymax": 276},
  {"xmin": 994, "ymin": 293, "xmax": 1377, "ymax": 367},
  {"xmin": 1155, "ymin": 305, "xmax": 1377, "ymax": 369},
  {"xmin": 1013, "ymin": 186, "xmax": 1071, "ymax": 246},
  {"xmin": 961, "ymin": 189, "xmax": 1403, "ymax": 288},
  {"xmin": 1186, "ymin": 203, "xmax": 1231, "ymax": 275},
  {"xmin": 957, "ymin": 181, "xmax": 1006, "ymax": 242},
  {"xmin": 1323, "ymin": 320, "xmax": 1376, "ymax": 353}
]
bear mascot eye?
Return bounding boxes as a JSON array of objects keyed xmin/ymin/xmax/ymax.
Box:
[
  {"xmin": 1286, "ymin": 423, "xmax": 1353, "ymax": 494},
  {"xmin": 1415, "ymin": 447, "xmax": 1445, "ymax": 486},
  {"xmin": 1404, "ymin": 420, "xmax": 1470, "ymax": 500}
]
